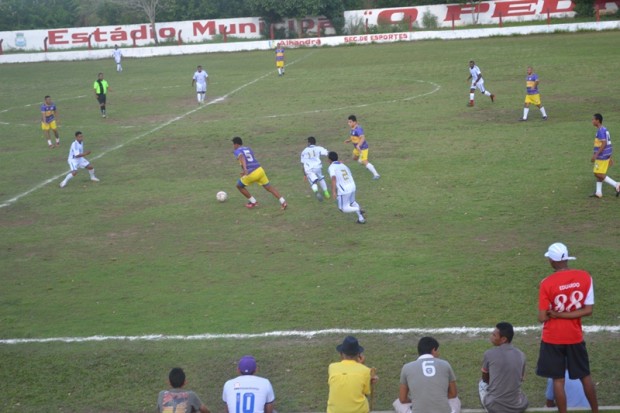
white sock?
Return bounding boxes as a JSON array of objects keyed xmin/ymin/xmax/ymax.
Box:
[
  {"xmin": 88, "ymin": 169, "xmax": 96, "ymax": 178},
  {"xmin": 604, "ymin": 176, "xmax": 618, "ymax": 187},
  {"xmin": 279, "ymin": 197, "xmax": 286, "ymax": 205},
  {"xmin": 523, "ymin": 107, "xmax": 530, "ymax": 119},
  {"xmin": 62, "ymin": 173, "xmax": 74, "ymax": 184},
  {"xmin": 596, "ymin": 181, "xmax": 603, "ymax": 195},
  {"xmin": 47, "ymin": 139, "xmax": 52, "ymax": 146},
  {"xmin": 469, "ymin": 93, "xmax": 474, "ymax": 101},
  {"xmin": 540, "ymin": 107, "xmax": 547, "ymax": 117},
  {"xmin": 341, "ymin": 203, "xmax": 360, "ymax": 215},
  {"xmin": 196, "ymin": 94, "xmax": 201, "ymax": 103},
  {"xmin": 484, "ymin": 91, "xmax": 491, "ymax": 96},
  {"xmin": 55, "ymin": 138, "xmax": 60, "ymax": 144},
  {"xmin": 248, "ymin": 196, "xmax": 257, "ymax": 203},
  {"xmin": 311, "ymin": 183, "xmax": 318, "ymax": 192},
  {"xmin": 319, "ymin": 179, "xmax": 328, "ymax": 191},
  {"xmin": 366, "ymin": 163, "xmax": 379, "ymax": 177}
]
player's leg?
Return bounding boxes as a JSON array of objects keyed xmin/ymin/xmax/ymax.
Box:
[
  {"xmin": 521, "ymin": 96, "xmax": 531, "ymax": 121},
  {"xmin": 85, "ymin": 163, "xmax": 99, "ymax": 182},
  {"xmin": 196, "ymin": 87, "xmax": 201, "ymax": 104},
  {"xmin": 360, "ymin": 151, "xmax": 380, "ymax": 179},
  {"xmin": 42, "ymin": 123, "xmax": 54, "ymax": 148},
  {"xmin": 236, "ymin": 181, "xmax": 258, "ymax": 207},
  {"xmin": 537, "ymin": 102, "xmax": 548, "ymax": 120},
  {"xmin": 316, "ymin": 172, "xmax": 330, "ymax": 198},
  {"xmin": 60, "ymin": 161, "xmax": 79, "ymax": 187},
  {"xmin": 568, "ymin": 342, "xmax": 598, "ymax": 413},
  {"xmin": 50, "ymin": 121, "xmax": 60, "ymax": 146},
  {"xmin": 592, "ymin": 160, "xmax": 609, "ymax": 197},
  {"xmin": 469, "ymin": 86, "xmax": 476, "ymax": 106},
  {"xmin": 478, "ymin": 81, "xmax": 493, "ymax": 100},
  {"xmin": 349, "ymin": 192, "xmax": 365, "ymax": 223},
  {"xmin": 262, "ymin": 184, "xmax": 287, "ymax": 209}
]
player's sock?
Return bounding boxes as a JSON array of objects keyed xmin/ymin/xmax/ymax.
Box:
[
  {"xmin": 484, "ymin": 91, "xmax": 491, "ymax": 96},
  {"xmin": 248, "ymin": 197, "xmax": 257, "ymax": 204},
  {"xmin": 47, "ymin": 139, "xmax": 53, "ymax": 147},
  {"xmin": 89, "ymin": 169, "xmax": 96, "ymax": 178},
  {"xmin": 523, "ymin": 107, "xmax": 529, "ymax": 120},
  {"xmin": 311, "ymin": 183, "xmax": 318, "ymax": 192},
  {"xmin": 196, "ymin": 94, "xmax": 201, "ymax": 103},
  {"xmin": 55, "ymin": 138, "xmax": 60, "ymax": 144},
  {"xmin": 540, "ymin": 107, "xmax": 547, "ymax": 118},
  {"xmin": 61, "ymin": 173, "xmax": 73, "ymax": 185},
  {"xmin": 279, "ymin": 197, "xmax": 286, "ymax": 205},
  {"xmin": 366, "ymin": 163, "xmax": 379, "ymax": 177},
  {"xmin": 604, "ymin": 176, "xmax": 618, "ymax": 188},
  {"xmin": 596, "ymin": 181, "xmax": 603, "ymax": 196},
  {"xmin": 469, "ymin": 93, "xmax": 475, "ymax": 101}
]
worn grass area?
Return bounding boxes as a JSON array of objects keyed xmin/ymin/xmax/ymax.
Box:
[{"xmin": 1, "ymin": 31, "xmax": 619, "ymax": 412}]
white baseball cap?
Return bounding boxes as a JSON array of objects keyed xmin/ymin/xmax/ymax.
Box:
[{"xmin": 544, "ymin": 242, "xmax": 576, "ymax": 262}]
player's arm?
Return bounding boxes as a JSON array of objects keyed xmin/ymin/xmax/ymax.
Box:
[
  {"xmin": 356, "ymin": 134, "xmax": 366, "ymax": 150},
  {"xmin": 264, "ymin": 401, "xmax": 274, "ymax": 413},
  {"xmin": 199, "ymin": 404, "xmax": 210, "ymax": 413},
  {"xmin": 548, "ymin": 304, "xmax": 593, "ymax": 319},
  {"xmin": 331, "ymin": 175, "xmax": 337, "ymax": 199},
  {"xmin": 41, "ymin": 109, "xmax": 46, "ymax": 123},
  {"xmin": 54, "ymin": 107, "xmax": 60, "ymax": 124},
  {"xmin": 237, "ymin": 154, "xmax": 248, "ymax": 176},
  {"xmin": 592, "ymin": 140, "xmax": 605, "ymax": 162},
  {"xmin": 538, "ymin": 309, "xmax": 549, "ymax": 323},
  {"xmin": 447, "ymin": 381, "xmax": 457, "ymax": 399},
  {"xmin": 192, "ymin": 77, "xmax": 196, "ymax": 87},
  {"xmin": 398, "ymin": 383, "xmax": 410, "ymax": 403},
  {"xmin": 481, "ymin": 369, "xmax": 489, "ymax": 384}
]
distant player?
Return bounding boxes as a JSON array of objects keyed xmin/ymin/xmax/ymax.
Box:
[
  {"xmin": 40, "ymin": 95, "xmax": 60, "ymax": 148},
  {"xmin": 113, "ymin": 45, "xmax": 123, "ymax": 72},
  {"xmin": 345, "ymin": 115, "xmax": 380, "ymax": 180},
  {"xmin": 93, "ymin": 72, "xmax": 109, "ymax": 118},
  {"xmin": 275, "ymin": 44, "xmax": 285, "ymax": 76},
  {"xmin": 590, "ymin": 113, "xmax": 619, "ymax": 198},
  {"xmin": 301, "ymin": 136, "xmax": 330, "ymax": 201},
  {"xmin": 467, "ymin": 60, "xmax": 495, "ymax": 106},
  {"xmin": 222, "ymin": 356, "xmax": 275, "ymax": 413},
  {"xmin": 192, "ymin": 65, "xmax": 208, "ymax": 104},
  {"xmin": 59, "ymin": 131, "xmax": 100, "ymax": 188},
  {"xmin": 232, "ymin": 136, "xmax": 287, "ymax": 210},
  {"xmin": 328, "ymin": 151, "xmax": 366, "ymax": 224},
  {"xmin": 520, "ymin": 66, "xmax": 547, "ymax": 121}
]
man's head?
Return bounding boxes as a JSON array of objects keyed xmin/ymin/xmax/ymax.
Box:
[
  {"xmin": 114, "ymin": 44, "xmax": 118, "ymax": 50},
  {"xmin": 197, "ymin": 65, "xmax": 203, "ymax": 72},
  {"xmin": 593, "ymin": 113, "xmax": 603, "ymax": 127},
  {"xmin": 44, "ymin": 95, "xmax": 51, "ymax": 104},
  {"xmin": 75, "ymin": 131, "xmax": 83, "ymax": 142},
  {"xmin": 168, "ymin": 367, "xmax": 186, "ymax": 388},
  {"xmin": 417, "ymin": 336, "xmax": 439, "ymax": 356},
  {"xmin": 347, "ymin": 115, "xmax": 357, "ymax": 129},
  {"xmin": 238, "ymin": 355, "xmax": 257, "ymax": 375},
  {"xmin": 336, "ymin": 335, "xmax": 364, "ymax": 358},
  {"xmin": 232, "ymin": 136, "xmax": 243, "ymax": 147},
  {"xmin": 544, "ymin": 242, "xmax": 575, "ymax": 270},
  {"xmin": 491, "ymin": 321, "xmax": 514, "ymax": 346},
  {"xmin": 527, "ymin": 66, "xmax": 533, "ymax": 75},
  {"xmin": 307, "ymin": 136, "xmax": 316, "ymax": 145},
  {"xmin": 469, "ymin": 60, "xmax": 475, "ymax": 68},
  {"xmin": 328, "ymin": 151, "xmax": 339, "ymax": 163},
  {"xmin": 97, "ymin": 72, "xmax": 104, "ymax": 80}
]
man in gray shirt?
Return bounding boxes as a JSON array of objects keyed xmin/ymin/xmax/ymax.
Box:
[
  {"xmin": 479, "ymin": 322, "xmax": 528, "ymax": 413},
  {"xmin": 394, "ymin": 337, "xmax": 460, "ymax": 413}
]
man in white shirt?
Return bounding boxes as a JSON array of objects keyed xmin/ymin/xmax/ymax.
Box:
[
  {"xmin": 327, "ymin": 151, "xmax": 366, "ymax": 224},
  {"xmin": 222, "ymin": 355, "xmax": 275, "ymax": 413},
  {"xmin": 59, "ymin": 131, "xmax": 100, "ymax": 188},
  {"xmin": 112, "ymin": 45, "xmax": 122, "ymax": 72},
  {"xmin": 192, "ymin": 65, "xmax": 209, "ymax": 104},
  {"xmin": 467, "ymin": 60, "xmax": 495, "ymax": 107},
  {"xmin": 301, "ymin": 136, "xmax": 331, "ymax": 201}
]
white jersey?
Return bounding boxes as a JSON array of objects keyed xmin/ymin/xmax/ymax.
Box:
[
  {"xmin": 68, "ymin": 139, "xmax": 84, "ymax": 161},
  {"xmin": 469, "ymin": 65, "xmax": 482, "ymax": 82},
  {"xmin": 300, "ymin": 145, "xmax": 329, "ymax": 172},
  {"xmin": 193, "ymin": 70, "xmax": 208, "ymax": 87},
  {"xmin": 328, "ymin": 161, "xmax": 356, "ymax": 195},
  {"xmin": 113, "ymin": 49, "xmax": 122, "ymax": 63},
  {"xmin": 222, "ymin": 375, "xmax": 275, "ymax": 413}
]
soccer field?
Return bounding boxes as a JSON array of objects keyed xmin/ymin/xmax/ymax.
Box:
[{"xmin": 1, "ymin": 31, "xmax": 619, "ymax": 412}]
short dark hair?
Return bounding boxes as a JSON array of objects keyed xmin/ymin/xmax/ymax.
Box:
[
  {"xmin": 232, "ymin": 136, "xmax": 243, "ymax": 145},
  {"xmin": 75, "ymin": 131, "xmax": 82, "ymax": 137},
  {"xmin": 417, "ymin": 336, "xmax": 439, "ymax": 355},
  {"xmin": 307, "ymin": 136, "xmax": 316, "ymax": 145},
  {"xmin": 594, "ymin": 113, "xmax": 603, "ymax": 123},
  {"xmin": 348, "ymin": 115, "xmax": 357, "ymax": 122},
  {"xmin": 168, "ymin": 367, "xmax": 185, "ymax": 388},
  {"xmin": 328, "ymin": 151, "xmax": 338, "ymax": 162},
  {"xmin": 496, "ymin": 321, "xmax": 514, "ymax": 343},
  {"xmin": 44, "ymin": 95, "xmax": 50, "ymax": 99}
]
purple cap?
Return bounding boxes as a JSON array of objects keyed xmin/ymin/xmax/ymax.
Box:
[{"xmin": 238, "ymin": 355, "xmax": 257, "ymax": 375}]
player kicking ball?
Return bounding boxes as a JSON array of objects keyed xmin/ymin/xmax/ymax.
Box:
[{"xmin": 59, "ymin": 131, "xmax": 100, "ymax": 188}]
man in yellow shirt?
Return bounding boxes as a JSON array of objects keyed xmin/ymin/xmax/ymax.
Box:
[{"xmin": 327, "ymin": 336, "xmax": 376, "ymax": 413}]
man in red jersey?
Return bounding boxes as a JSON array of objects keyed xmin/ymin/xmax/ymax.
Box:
[{"xmin": 536, "ymin": 242, "xmax": 598, "ymax": 413}]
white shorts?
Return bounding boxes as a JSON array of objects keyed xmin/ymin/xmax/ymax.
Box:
[
  {"xmin": 337, "ymin": 191, "xmax": 357, "ymax": 211},
  {"xmin": 305, "ymin": 168, "xmax": 325, "ymax": 184},
  {"xmin": 196, "ymin": 84, "xmax": 207, "ymax": 93},
  {"xmin": 471, "ymin": 79, "xmax": 486, "ymax": 93},
  {"xmin": 68, "ymin": 157, "xmax": 90, "ymax": 171}
]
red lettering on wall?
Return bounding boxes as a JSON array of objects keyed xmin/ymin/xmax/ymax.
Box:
[
  {"xmin": 71, "ymin": 32, "xmax": 89, "ymax": 43},
  {"xmin": 48, "ymin": 29, "xmax": 69, "ymax": 45},
  {"xmin": 239, "ymin": 23, "xmax": 257, "ymax": 34},
  {"xmin": 493, "ymin": 0, "xmax": 538, "ymax": 17},
  {"xmin": 376, "ymin": 8, "xmax": 419, "ymax": 24},
  {"xmin": 193, "ymin": 21, "xmax": 216, "ymax": 36},
  {"xmin": 443, "ymin": 3, "xmax": 491, "ymax": 21},
  {"xmin": 542, "ymin": 0, "xmax": 574, "ymax": 12}
]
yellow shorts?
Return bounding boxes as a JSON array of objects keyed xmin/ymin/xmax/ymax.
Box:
[
  {"xmin": 42, "ymin": 120, "xmax": 57, "ymax": 131},
  {"xmin": 525, "ymin": 94, "xmax": 541, "ymax": 106},
  {"xmin": 352, "ymin": 148, "xmax": 369, "ymax": 162},
  {"xmin": 276, "ymin": 61, "xmax": 284, "ymax": 68},
  {"xmin": 239, "ymin": 166, "xmax": 269, "ymax": 187},
  {"xmin": 593, "ymin": 159, "xmax": 610, "ymax": 175}
]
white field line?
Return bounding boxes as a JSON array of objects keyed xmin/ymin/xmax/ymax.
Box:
[
  {"xmin": 1, "ymin": 325, "xmax": 618, "ymax": 345},
  {"xmin": 0, "ymin": 54, "xmax": 315, "ymax": 209}
]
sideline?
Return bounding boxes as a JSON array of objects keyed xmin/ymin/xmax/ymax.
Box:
[
  {"xmin": 0, "ymin": 53, "xmax": 316, "ymax": 209},
  {"xmin": 1, "ymin": 325, "xmax": 618, "ymax": 345}
]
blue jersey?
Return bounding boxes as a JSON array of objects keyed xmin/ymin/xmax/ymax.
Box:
[
  {"xmin": 594, "ymin": 126, "xmax": 612, "ymax": 160},
  {"xmin": 349, "ymin": 125, "xmax": 368, "ymax": 149},
  {"xmin": 526, "ymin": 73, "xmax": 539, "ymax": 95},
  {"xmin": 41, "ymin": 103, "xmax": 56, "ymax": 123},
  {"xmin": 275, "ymin": 47, "xmax": 285, "ymax": 62},
  {"xmin": 234, "ymin": 146, "xmax": 261, "ymax": 174}
]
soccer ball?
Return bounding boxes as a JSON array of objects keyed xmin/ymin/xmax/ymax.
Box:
[{"xmin": 216, "ymin": 191, "xmax": 228, "ymax": 202}]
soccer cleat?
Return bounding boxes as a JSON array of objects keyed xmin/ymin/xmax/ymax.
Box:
[
  {"xmin": 490, "ymin": 94, "xmax": 495, "ymax": 102},
  {"xmin": 281, "ymin": 201, "xmax": 288, "ymax": 210},
  {"xmin": 372, "ymin": 175, "xmax": 381, "ymax": 180},
  {"xmin": 324, "ymin": 191, "xmax": 330, "ymax": 199},
  {"xmin": 616, "ymin": 184, "xmax": 620, "ymax": 197},
  {"xmin": 519, "ymin": 118, "xmax": 527, "ymax": 122},
  {"xmin": 589, "ymin": 193, "xmax": 602, "ymax": 199},
  {"xmin": 315, "ymin": 191, "xmax": 323, "ymax": 202},
  {"xmin": 59, "ymin": 181, "xmax": 66, "ymax": 188},
  {"xmin": 356, "ymin": 219, "xmax": 366, "ymax": 224},
  {"xmin": 90, "ymin": 177, "xmax": 100, "ymax": 182},
  {"xmin": 467, "ymin": 102, "xmax": 474, "ymax": 107},
  {"xmin": 245, "ymin": 201, "xmax": 258, "ymax": 209},
  {"xmin": 543, "ymin": 116, "xmax": 548, "ymax": 120}
]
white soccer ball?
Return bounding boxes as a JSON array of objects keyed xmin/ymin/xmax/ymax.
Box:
[{"xmin": 216, "ymin": 191, "xmax": 228, "ymax": 202}]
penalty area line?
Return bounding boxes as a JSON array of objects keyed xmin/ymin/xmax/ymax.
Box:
[{"xmin": 1, "ymin": 325, "xmax": 618, "ymax": 345}]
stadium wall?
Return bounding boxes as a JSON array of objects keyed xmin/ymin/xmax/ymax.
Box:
[{"xmin": 0, "ymin": 21, "xmax": 618, "ymax": 64}]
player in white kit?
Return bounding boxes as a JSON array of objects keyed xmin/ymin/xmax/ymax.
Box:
[
  {"xmin": 327, "ymin": 151, "xmax": 366, "ymax": 224},
  {"xmin": 301, "ymin": 136, "xmax": 331, "ymax": 201},
  {"xmin": 222, "ymin": 356, "xmax": 275, "ymax": 413},
  {"xmin": 192, "ymin": 65, "xmax": 209, "ymax": 104},
  {"xmin": 112, "ymin": 45, "xmax": 122, "ymax": 72},
  {"xmin": 467, "ymin": 60, "xmax": 495, "ymax": 107},
  {"xmin": 59, "ymin": 131, "xmax": 100, "ymax": 188}
]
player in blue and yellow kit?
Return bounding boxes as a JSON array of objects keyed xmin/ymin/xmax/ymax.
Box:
[
  {"xmin": 344, "ymin": 115, "xmax": 380, "ymax": 180},
  {"xmin": 520, "ymin": 66, "xmax": 548, "ymax": 121},
  {"xmin": 275, "ymin": 44, "xmax": 285, "ymax": 76},
  {"xmin": 590, "ymin": 113, "xmax": 619, "ymax": 198},
  {"xmin": 232, "ymin": 136, "xmax": 287, "ymax": 210},
  {"xmin": 41, "ymin": 95, "xmax": 60, "ymax": 148}
]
